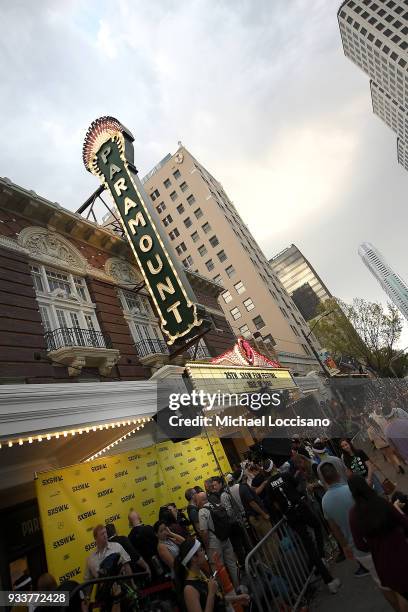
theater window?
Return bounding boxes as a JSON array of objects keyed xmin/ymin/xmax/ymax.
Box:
[
  {"xmin": 30, "ymin": 264, "xmax": 102, "ymax": 347},
  {"xmin": 119, "ymin": 290, "xmax": 165, "ymax": 352}
]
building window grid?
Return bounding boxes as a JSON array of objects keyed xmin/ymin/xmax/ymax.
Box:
[
  {"xmin": 225, "ymin": 265, "xmax": 236, "ymax": 278},
  {"xmin": 234, "ymin": 281, "xmax": 246, "ymax": 294},
  {"xmin": 169, "ymin": 228, "xmax": 180, "ymax": 240},
  {"xmin": 230, "ymin": 307, "xmax": 242, "ymax": 320},
  {"xmin": 163, "ymin": 214, "xmax": 173, "ymax": 227},
  {"xmin": 252, "ymin": 315, "xmax": 265, "ymax": 330},
  {"xmin": 243, "ymin": 298, "xmax": 255, "ymax": 311},
  {"xmin": 182, "ymin": 255, "xmax": 193, "ymax": 268}
]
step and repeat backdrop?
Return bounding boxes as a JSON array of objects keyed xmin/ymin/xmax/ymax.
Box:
[{"xmin": 36, "ymin": 436, "xmax": 230, "ymax": 584}]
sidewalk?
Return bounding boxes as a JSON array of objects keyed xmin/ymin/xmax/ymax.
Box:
[{"xmin": 310, "ymin": 560, "xmax": 389, "ymax": 612}]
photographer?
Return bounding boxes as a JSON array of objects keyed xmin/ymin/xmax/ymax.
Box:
[
  {"xmin": 84, "ymin": 525, "xmax": 132, "ymax": 582},
  {"xmin": 83, "ymin": 525, "xmax": 134, "ymax": 611},
  {"xmin": 210, "ymin": 476, "xmax": 249, "ymax": 567}
]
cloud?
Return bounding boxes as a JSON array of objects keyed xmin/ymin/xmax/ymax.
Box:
[{"xmin": 1, "ymin": 0, "xmax": 408, "ymax": 343}]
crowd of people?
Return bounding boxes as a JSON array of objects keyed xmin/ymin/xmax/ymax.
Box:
[{"xmin": 16, "ymin": 390, "xmax": 408, "ymax": 612}]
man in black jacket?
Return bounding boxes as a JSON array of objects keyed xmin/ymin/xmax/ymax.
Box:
[
  {"xmin": 106, "ymin": 523, "xmax": 151, "ymax": 578},
  {"xmin": 264, "ymin": 461, "xmax": 341, "ymax": 594},
  {"xmin": 128, "ymin": 511, "xmax": 158, "ymax": 572}
]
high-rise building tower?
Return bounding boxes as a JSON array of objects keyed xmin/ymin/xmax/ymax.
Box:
[
  {"xmin": 138, "ymin": 146, "xmax": 320, "ymax": 374},
  {"xmin": 338, "ymin": 1, "xmax": 408, "ymax": 170},
  {"xmin": 269, "ymin": 244, "xmax": 332, "ymax": 322},
  {"xmin": 359, "ymin": 242, "xmax": 408, "ymax": 319}
]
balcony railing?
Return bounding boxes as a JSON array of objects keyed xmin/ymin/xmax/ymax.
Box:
[
  {"xmin": 135, "ymin": 338, "xmax": 170, "ymax": 359},
  {"xmin": 44, "ymin": 327, "xmax": 112, "ymax": 352}
]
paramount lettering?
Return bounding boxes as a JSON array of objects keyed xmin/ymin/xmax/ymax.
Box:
[{"xmin": 83, "ymin": 117, "xmax": 202, "ymax": 344}]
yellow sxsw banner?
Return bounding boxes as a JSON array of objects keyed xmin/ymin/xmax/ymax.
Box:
[{"xmin": 36, "ymin": 436, "xmax": 230, "ymax": 584}]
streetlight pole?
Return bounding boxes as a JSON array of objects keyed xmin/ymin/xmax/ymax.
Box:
[{"xmin": 301, "ymin": 310, "xmax": 335, "ymax": 378}]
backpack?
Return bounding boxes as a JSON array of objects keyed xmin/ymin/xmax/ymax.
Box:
[{"xmin": 206, "ymin": 502, "xmax": 231, "ymax": 541}]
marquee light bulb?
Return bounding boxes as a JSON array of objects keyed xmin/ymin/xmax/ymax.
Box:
[
  {"xmin": 55, "ymin": 434, "xmax": 59, "ymax": 439},
  {"xmin": 79, "ymin": 430, "xmax": 83, "ymax": 435},
  {"xmin": 46, "ymin": 435, "xmax": 51, "ymax": 441},
  {"xmin": 63, "ymin": 431, "xmax": 68, "ymax": 437},
  {"xmin": 19, "ymin": 439, "xmax": 23, "ymax": 446},
  {"xmin": 38, "ymin": 436, "xmax": 42, "ymax": 442},
  {"xmin": 28, "ymin": 437, "xmax": 33, "ymax": 444},
  {"xmin": 71, "ymin": 431, "xmax": 76, "ymax": 436},
  {"xmin": 8, "ymin": 441, "xmax": 13, "ymax": 447}
]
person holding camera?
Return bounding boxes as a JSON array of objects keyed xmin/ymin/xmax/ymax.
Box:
[{"xmin": 84, "ymin": 525, "xmax": 132, "ymax": 582}]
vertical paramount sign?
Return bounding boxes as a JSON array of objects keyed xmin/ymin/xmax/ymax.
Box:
[{"xmin": 83, "ymin": 116, "xmax": 202, "ymax": 344}]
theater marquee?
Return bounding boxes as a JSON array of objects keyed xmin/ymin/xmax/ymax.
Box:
[
  {"xmin": 83, "ymin": 116, "xmax": 202, "ymax": 345},
  {"xmin": 186, "ymin": 363, "xmax": 297, "ymax": 394}
]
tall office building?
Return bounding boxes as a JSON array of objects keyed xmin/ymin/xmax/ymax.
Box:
[
  {"xmin": 338, "ymin": 0, "xmax": 408, "ymax": 170},
  {"xmin": 269, "ymin": 244, "xmax": 332, "ymax": 322},
  {"xmin": 359, "ymin": 241, "xmax": 408, "ymax": 319},
  {"xmin": 138, "ymin": 146, "xmax": 320, "ymax": 374}
]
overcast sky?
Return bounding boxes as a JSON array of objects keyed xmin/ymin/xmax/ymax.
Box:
[{"xmin": 2, "ymin": 0, "xmax": 408, "ymax": 343}]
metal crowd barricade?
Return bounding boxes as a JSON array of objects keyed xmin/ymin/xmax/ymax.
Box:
[
  {"xmin": 69, "ymin": 571, "xmax": 176, "ymax": 611},
  {"xmin": 244, "ymin": 518, "xmax": 315, "ymax": 612}
]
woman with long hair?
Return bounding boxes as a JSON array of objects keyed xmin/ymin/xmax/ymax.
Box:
[
  {"xmin": 349, "ymin": 475, "xmax": 408, "ymax": 610},
  {"xmin": 340, "ymin": 438, "xmax": 384, "ymax": 495},
  {"xmin": 154, "ymin": 520, "xmax": 185, "ymax": 577},
  {"xmin": 174, "ymin": 539, "xmax": 249, "ymax": 612},
  {"xmin": 159, "ymin": 506, "xmax": 189, "ymax": 537}
]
